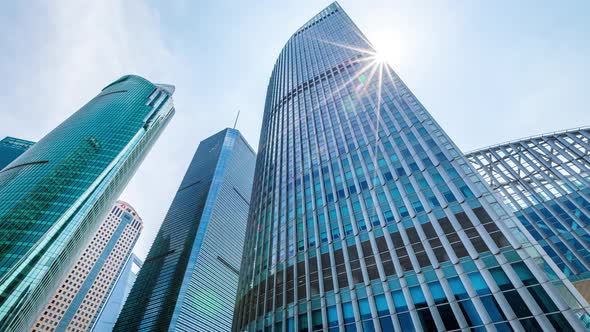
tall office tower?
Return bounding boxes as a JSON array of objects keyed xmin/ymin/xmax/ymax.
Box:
[
  {"xmin": 0, "ymin": 136, "xmax": 35, "ymax": 170},
  {"xmin": 233, "ymin": 3, "xmax": 590, "ymax": 331},
  {"xmin": 115, "ymin": 128, "xmax": 256, "ymax": 332},
  {"xmin": 0, "ymin": 75, "xmax": 175, "ymax": 331},
  {"xmin": 466, "ymin": 128, "xmax": 590, "ymax": 301},
  {"xmin": 93, "ymin": 254, "xmax": 143, "ymax": 331},
  {"xmin": 32, "ymin": 201, "xmax": 143, "ymax": 332}
]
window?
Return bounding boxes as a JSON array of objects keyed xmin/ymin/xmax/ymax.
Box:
[
  {"xmin": 342, "ymin": 302, "xmax": 354, "ymax": 323},
  {"xmin": 327, "ymin": 306, "xmax": 338, "ymax": 327},
  {"xmin": 374, "ymin": 295, "xmax": 388, "ymax": 316}
]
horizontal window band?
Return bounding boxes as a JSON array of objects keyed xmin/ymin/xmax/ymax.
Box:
[
  {"xmin": 144, "ymin": 249, "xmax": 176, "ymax": 263},
  {"xmin": 96, "ymin": 90, "xmax": 128, "ymax": 98},
  {"xmin": 0, "ymin": 160, "xmax": 49, "ymax": 174},
  {"xmin": 217, "ymin": 256, "xmax": 240, "ymax": 275}
]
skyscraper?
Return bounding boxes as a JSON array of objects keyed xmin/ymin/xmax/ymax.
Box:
[
  {"xmin": 115, "ymin": 128, "xmax": 256, "ymax": 331},
  {"xmin": 32, "ymin": 201, "xmax": 143, "ymax": 332},
  {"xmin": 466, "ymin": 127, "xmax": 590, "ymax": 301},
  {"xmin": 0, "ymin": 136, "xmax": 35, "ymax": 170},
  {"xmin": 233, "ymin": 3, "xmax": 590, "ymax": 331},
  {"xmin": 93, "ymin": 254, "xmax": 143, "ymax": 332},
  {"xmin": 0, "ymin": 75, "xmax": 175, "ymax": 331}
]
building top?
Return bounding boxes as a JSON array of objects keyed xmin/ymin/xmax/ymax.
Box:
[
  {"xmin": 101, "ymin": 74, "xmax": 174, "ymax": 94},
  {"xmin": 291, "ymin": 1, "xmax": 341, "ymax": 37},
  {"xmin": 465, "ymin": 126, "xmax": 590, "ymax": 155},
  {"xmin": 223, "ymin": 128, "xmax": 257, "ymax": 155},
  {"xmin": 115, "ymin": 200, "xmax": 143, "ymax": 223},
  {"xmin": 155, "ymin": 84, "xmax": 175, "ymax": 95},
  {"xmin": 0, "ymin": 136, "xmax": 35, "ymax": 149}
]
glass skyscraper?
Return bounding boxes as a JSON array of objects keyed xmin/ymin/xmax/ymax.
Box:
[
  {"xmin": 115, "ymin": 128, "xmax": 256, "ymax": 331},
  {"xmin": 0, "ymin": 75, "xmax": 175, "ymax": 331},
  {"xmin": 466, "ymin": 127, "xmax": 590, "ymax": 301},
  {"xmin": 0, "ymin": 136, "xmax": 35, "ymax": 170},
  {"xmin": 233, "ymin": 3, "xmax": 590, "ymax": 331},
  {"xmin": 93, "ymin": 253, "xmax": 143, "ymax": 331}
]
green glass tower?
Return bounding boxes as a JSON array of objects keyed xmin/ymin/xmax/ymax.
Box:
[{"xmin": 0, "ymin": 75, "xmax": 175, "ymax": 331}]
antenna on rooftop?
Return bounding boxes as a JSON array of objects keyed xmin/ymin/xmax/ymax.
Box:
[{"xmin": 233, "ymin": 110, "xmax": 240, "ymax": 129}]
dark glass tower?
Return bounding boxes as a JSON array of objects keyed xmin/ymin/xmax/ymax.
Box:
[
  {"xmin": 466, "ymin": 128, "xmax": 590, "ymax": 301},
  {"xmin": 115, "ymin": 128, "xmax": 256, "ymax": 331},
  {"xmin": 0, "ymin": 75, "xmax": 175, "ymax": 331},
  {"xmin": 0, "ymin": 136, "xmax": 35, "ymax": 170},
  {"xmin": 234, "ymin": 3, "xmax": 590, "ymax": 331}
]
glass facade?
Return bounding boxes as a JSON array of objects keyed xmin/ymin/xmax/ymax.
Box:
[
  {"xmin": 466, "ymin": 128, "xmax": 590, "ymax": 301},
  {"xmin": 0, "ymin": 136, "xmax": 35, "ymax": 170},
  {"xmin": 0, "ymin": 75, "xmax": 175, "ymax": 331},
  {"xmin": 115, "ymin": 128, "xmax": 256, "ymax": 331},
  {"xmin": 93, "ymin": 253, "xmax": 143, "ymax": 332},
  {"xmin": 234, "ymin": 3, "xmax": 590, "ymax": 331}
]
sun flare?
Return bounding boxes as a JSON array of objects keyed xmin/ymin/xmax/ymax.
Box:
[{"xmin": 374, "ymin": 50, "xmax": 389, "ymax": 63}]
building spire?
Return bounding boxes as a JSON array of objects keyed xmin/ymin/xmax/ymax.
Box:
[{"xmin": 233, "ymin": 110, "xmax": 240, "ymax": 129}]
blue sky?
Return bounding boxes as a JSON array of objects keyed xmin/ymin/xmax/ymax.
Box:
[{"xmin": 1, "ymin": 0, "xmax": 588, "ymax": 259}]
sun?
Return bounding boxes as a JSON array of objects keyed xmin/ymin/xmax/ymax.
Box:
[
  {"xmin": 373, "ymin": 44, "xmax": 396, "ymax": 65},
  {"xmin": 367, "ymin": 27, "xmax": 406, "ymax": 67},
  {"xmin": 374, "ymin": 51, "xmax": 388, "ymax": 63}
]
